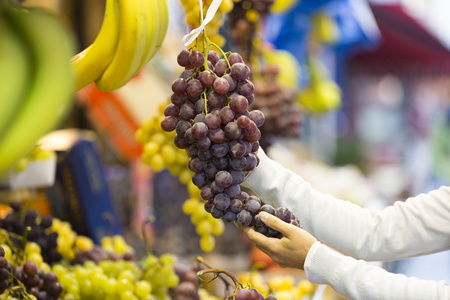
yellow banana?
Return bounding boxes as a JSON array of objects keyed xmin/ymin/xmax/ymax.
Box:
[
  {"xmin": 136, "ymin": 0, "xmax": 161, "ymax": 72},
  {"xmin": 95, "ymin": 0, "xmax": 150, "ymax": 92},
  {"xmin": 0, "ymin": 3, "xmax": 75, "ymax": 176},
  {"xmin": 152, "ymin": 0, "xmax": 169, "ymax": 58},
  {"xmin": 0, "ymin": 11, "xmax": 32, "ymax": 138},
  {"xmin": 70, "ymin": 0, "xmax": 120, "ymax": 91}
]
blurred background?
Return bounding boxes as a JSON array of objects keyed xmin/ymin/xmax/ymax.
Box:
[{"xmin": 2, "ymin": 0, "xmax": 450, "ymax": 298}]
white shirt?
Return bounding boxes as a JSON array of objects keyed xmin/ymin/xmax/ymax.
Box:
[{"xmin": 242, "ymin": 149, "xmax": 450, "ymax": 300}]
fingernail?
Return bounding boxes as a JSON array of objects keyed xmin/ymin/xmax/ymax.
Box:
[{"xmin": 259, "ymin": 212, "xmax": 269, "ymax": 221}]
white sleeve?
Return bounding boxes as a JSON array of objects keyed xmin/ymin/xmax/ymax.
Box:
[
  {"xmin": 307, "ymin": 243, "xmax": 450, "ymax": 300},
  {"xmin": 242, "ymin": 148, "xmax": 450, "ymax": 261}
]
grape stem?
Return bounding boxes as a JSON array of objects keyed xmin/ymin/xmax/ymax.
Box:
[
  {"xmin": 8, "ymin": 274, "xmax": 34, "ymax": 299},
  {"xmin": 196, "ymin": 257, "xmax": 232, "ymax": 289},
  {"xmin": 196, "ymin": 268, "xmax": 243, "ymax": 290},
  {"xmin": 141, "ymin": 217, "xmax": 156, "ymax": 256},
  {"xmin": 207, "ymin": 37, "xmax": 232, "ymax": 69},
  {"xmin": 202, "ymin": 90, "xmax": 208, "ymax": 114},
  {"xmin": 201, "ymin": 33, "xmax": 211, "ymax": 72}
]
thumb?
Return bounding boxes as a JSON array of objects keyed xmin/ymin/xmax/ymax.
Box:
[{"xmin": 259, "ymin": 212, "xmax": 291, "ymax": 237}]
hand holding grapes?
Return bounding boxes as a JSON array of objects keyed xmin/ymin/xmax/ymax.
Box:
[{"xmin": 239, "ymin": 212, "xmax": 317, "ymax": 270}]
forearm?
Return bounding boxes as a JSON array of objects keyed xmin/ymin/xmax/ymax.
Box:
[
  {"xmin": 243, "ymin": 149, "xmax": 450, "ymax": 260},
  {"xmin": 307, "ymin": 243, "xmax": 450, "ymax": 300}
]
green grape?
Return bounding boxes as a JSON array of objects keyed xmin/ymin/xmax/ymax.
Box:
[
  {"xmin": 121, "ymin": 290, "xmax": 138, "ymax": 300},
  {"xmin": 134, "ymin": 280, "xmax": 152, "ymax": 299},
  {"xmin": 196, "ymin": 220, "xmax": 213, "ymax": 236},
  {"xmin": 159, "ymin": 253, "xmax": 174, "ymax": 266},
  {"xmin": 200, "ymin": 234, "xmax": 215, "ymax": 252},
  {"xmin": 119, "ymin": 269, "xmax": 137, "ymax": 282},
  {"xmin": 24, "ymin": 242, "xmax": 41, "ymax": 254},
  {"xmin": 211, "ymin": 218, "xmax": 225, "ymax": 236}
]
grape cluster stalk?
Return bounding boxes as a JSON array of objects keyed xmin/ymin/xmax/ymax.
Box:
[{"xmin": 161, "ymin": 43, "xmax": 301, "ymax": 238}]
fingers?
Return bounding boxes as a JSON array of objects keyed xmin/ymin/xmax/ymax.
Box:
[{"xmin": 258, "ymin": 212, "xmax": 292, "ymax": 238}]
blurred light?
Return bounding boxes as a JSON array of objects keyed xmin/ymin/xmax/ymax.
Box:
[
  {"xmin": 377, "ymin": 74, "xmax": 404, "ymax": 107},
  {"xmin": 401, "ymin": 0, "xmax": 427, "ymax": 19}
]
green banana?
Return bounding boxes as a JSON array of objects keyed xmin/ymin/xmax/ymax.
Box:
[
  {"xmin": 0, "ymin": 10, "xmax": 32, "ymax": 138},
  {"xmin": 0, "ymin": 3, "xmax": 76, "ymax": 176},
  {"xmin": 70, "ymin": 0, "xmax": 120, "ymax": 91}
]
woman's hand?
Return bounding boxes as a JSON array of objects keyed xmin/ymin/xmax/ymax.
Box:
[{"xmin": 239, "ymin": 212, "xmax": 317, "ymax": 270}]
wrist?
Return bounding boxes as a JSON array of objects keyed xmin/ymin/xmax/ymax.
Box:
[{"xmin": 304, "ymin": 241, "xmax": 322, "ymax": 278}]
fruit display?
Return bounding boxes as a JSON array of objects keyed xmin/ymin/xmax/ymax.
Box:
[
  {"xmin": 0, "ymin": 1, "xmax": 75, "ymax": 176},
  {"xmin": 0, "ymin": 202, "xmax": 212, "ymax": 300},
  {"xmin": 178, "ymin": 0, "xmax": 234, "ymax": 50},
  {"xmin": 71, "ymin": 0, "xmax": 169, "ymax": 92}
]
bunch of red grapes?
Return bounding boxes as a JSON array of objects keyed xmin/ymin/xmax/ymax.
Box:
[
  {"xmin": 160, "ymin": 48, "xmax": 301, "ymax": 237},
  {"xmin": 251, "ymin": 65, "xmax": 302, "ymax": 150}
]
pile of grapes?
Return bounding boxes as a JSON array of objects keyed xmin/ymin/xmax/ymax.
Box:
[
  {"xmin": 250, "ymin": 65, "xmax": 302, "ymax": 150},
  {"xmin": 0, "ymin": 202, "xmax": 62, "ymax": 265},
  {"xmin": 0, "ymin": 202, "xmax": 221, "ymax": 300},
  {"xmin": 160, "ymin": 45, "xmax": 301, "ymax": 237},
  {"xmin": 0, "ymin": 250, "xmax": 63, "ymax": 300}
]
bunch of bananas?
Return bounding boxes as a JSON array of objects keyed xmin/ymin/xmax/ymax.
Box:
[
  {"xmin": 0, "ymin": 1, "xmax": 75, "ymax": 176},
  {"xmin": 71, "ymin": 0, "xmax": 169, "ymax": 92}
]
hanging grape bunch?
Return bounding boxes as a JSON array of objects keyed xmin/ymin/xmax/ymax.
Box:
[
  {"xmin": 251, "ymin": 65, "xmax": 302, "ymax": 150},
  {"xmin": 228, "ymin": 0, "xmax": 275, "ymax": 59},
  {"xmin": 160, "ymin": 36, "xmax": 301, "ymax": 237}
]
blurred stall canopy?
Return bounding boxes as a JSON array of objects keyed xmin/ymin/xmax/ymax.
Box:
[{"xmin": 350, "ymin": 4, "xmax": 450, "ymax": 73}]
